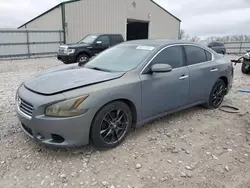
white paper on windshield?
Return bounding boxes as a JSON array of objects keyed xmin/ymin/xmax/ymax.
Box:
[{"xmin": 136, "ymin": 46, "xmax": 155, "ymax": 51}]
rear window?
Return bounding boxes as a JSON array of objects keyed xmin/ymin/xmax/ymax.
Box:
[
  {"xmin": 205, "ymin": 51, "xmax": 212, "ymax": 61},
  {"xmin": 110, "ymin": 35, "xmax": 123, "ymax": 45},
  {"xmin": 213, "ymin": 42, "xmax": 224, "ymax": 47},
  {"xmin": 184, "ymin": 46, "xmax": 207, "ymax": 65}
]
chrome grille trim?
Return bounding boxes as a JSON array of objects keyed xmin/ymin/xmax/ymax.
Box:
[{"xmin": 16, "ymin": 96, "xmax": 33, "ymax": 119}]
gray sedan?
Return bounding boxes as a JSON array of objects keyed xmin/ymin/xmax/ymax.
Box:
[{"xmin": 15, "ymin": 40, "xmax": 234, "ymax": 148}]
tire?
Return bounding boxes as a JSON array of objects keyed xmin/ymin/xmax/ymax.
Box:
[
  {"xmin": 221, "ymin": 51, "xmax": 225, "ymax": 55},
  {"xmin": 90, "ymin": 101, "xmax": 132, "ymax": 149},
  {"xmin": 77, "ymin": 54, "xmax": 89, "ymax": 66},
  {"xmin": 241, "ymin": 62, "xmax": 248, "ymax": 74},
  {"xmin": 205, "ymin": 79, "xmax": 226, "ymax": 109}
]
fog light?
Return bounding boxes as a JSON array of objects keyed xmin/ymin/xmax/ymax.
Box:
[{"xmin": 51, "ymin": 134, "xmax": 65, "ymax": 143}]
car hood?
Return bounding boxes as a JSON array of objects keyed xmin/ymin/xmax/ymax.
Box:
[{"xmin": 24, "ymin": 64, "xmax": 125, "ymax": 95}]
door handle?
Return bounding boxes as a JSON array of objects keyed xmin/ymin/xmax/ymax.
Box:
[
  {"xmin": 179, "ymin": 75, "xmax": 189, "ymax": 80},
  {"xmin": 210, "ymin": 68, "xmax": 218, "ymax": 72}
]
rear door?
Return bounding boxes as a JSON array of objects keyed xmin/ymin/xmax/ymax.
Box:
[{"xmin": 184, "ymin": 45, "xmax": 218, "ymax": 104}]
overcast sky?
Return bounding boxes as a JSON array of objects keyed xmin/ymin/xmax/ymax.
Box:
[{"xmin": 0, "ymin": 0, "xmax": 249, "ymax": 38}]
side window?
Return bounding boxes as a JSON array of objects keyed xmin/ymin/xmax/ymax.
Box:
[
  {"xmin": 110, "ymin": 35, "xmax": 122, "ymax": 45},
  {"xmin": 208, "ymin": 42, "xmax": 214, "ymax": 47},
  {"xmin": 151, "ymin": 46, "xmax": 184, "ymax": 69},
  {"xmin": 97, "ymin": 36, "xmax": 110, "ymax": 46},
  {"xmin": 219, "ymin": 43, "xmax": 224, "ymax": 47},
  {"xmin": 205, "ymin": 50, "xmax": 212, "ymax": 61},
  {"xmin": 184, "ymin": 46, "xmax": 207, "ymax": 65}
]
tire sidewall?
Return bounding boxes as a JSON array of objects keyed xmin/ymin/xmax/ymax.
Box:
[
  {"xmin": 77, "ymin": 54, "xmax": 89, "ymax": 64},
  {"xmin": 207, "ymin": 79, "xmax": 226, "ymax": 109},
  {"xmin": 90, "ymin": 101, "xmax": 132, "ymax": 149}
]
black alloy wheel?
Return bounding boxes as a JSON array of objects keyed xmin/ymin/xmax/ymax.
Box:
[
  {"xmin": 206, "ymin": 79, "xmax": 226, "ymax": 109},
  {"xmin": 91, "ymin": 101, "xmax": 132, "ymax": 149},
  {"xmin": 100, "ymin": 109, "xmax": 129, "ymax": 144}
]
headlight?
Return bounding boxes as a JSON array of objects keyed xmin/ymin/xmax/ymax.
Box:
[
  {"xmin": 64, "ymin": 48, "xmax": 75, "ymax": 55},
  {"xmin": 45, "ymin": 96, "xmax": 88, "ymax": 117}
]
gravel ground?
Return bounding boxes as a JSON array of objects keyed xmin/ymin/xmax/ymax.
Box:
[{"xmin": 0, "ymin": 56, "xmax": 249, "ymax": 188}]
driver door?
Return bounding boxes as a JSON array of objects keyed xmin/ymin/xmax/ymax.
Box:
[
  {"xmin": 92, "ymin": 35, "xmax": 111, "ymax": 55},
  {"xmin": 140, "ymin": 45, "xmax": 190, "ymax": 119}
]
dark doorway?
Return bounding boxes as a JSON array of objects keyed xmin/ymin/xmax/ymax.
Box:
[{"xmin": 126, "ymin": 19, "xmax": 149, "ymax": 41}]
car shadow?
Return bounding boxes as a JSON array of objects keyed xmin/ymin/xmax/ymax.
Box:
[{"xmin": 31, "ymin": 105, "xmax": 208, "ymax": 158}]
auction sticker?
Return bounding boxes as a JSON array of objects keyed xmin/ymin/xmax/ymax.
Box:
[{"xmin": 136, "ymin": 46, "xmax": 155, "ymax": 51}]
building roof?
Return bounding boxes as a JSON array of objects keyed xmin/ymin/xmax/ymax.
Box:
[
  {"xmin": 150, "ymin": 0, "xmax": 181, "ymax": 22},
  {"xmin": 18, "ymin": 0, "xmax": 181, "ymax": 29},
  {"xmin": 18, "ymin": 0, "xmax": 80, "ymax": 29}
]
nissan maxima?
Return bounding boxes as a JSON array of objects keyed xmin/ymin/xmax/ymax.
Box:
[{"xmin": 15, "ymin": 40, "xmax": 234, "ymax": 148}]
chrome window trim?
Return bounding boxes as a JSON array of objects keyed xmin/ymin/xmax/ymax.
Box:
[{"xmin": 140, "ymin": 43, "xmax": 215, "ymax": 74}]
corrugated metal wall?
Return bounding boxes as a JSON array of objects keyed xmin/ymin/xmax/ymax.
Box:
[
  {"xmin": 224, "ymin": 42, "xmax": 250, "ymax": 54},
  {"xmin": 65, "ymin": 0, "xmax": 126, "ymax": 44},
  {"xmin": 20, "ymin": 6, "xmax": 62, "ymax": 30},
  {"xmin": 65, "ymin": 0, "xmax": 180, "ymax": 43},
  {"xmin": 0, "ymin": 29, "xmax": 63, "ymax": 60}
]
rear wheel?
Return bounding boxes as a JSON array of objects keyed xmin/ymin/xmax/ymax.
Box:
[
  {"xmin": 205, "ymin": 79, "xmax": 226, "ymax": 109},
  {"xmin": 90, "ymin": 101, "xmax": 132, "ymax": 149},
  {"xmin": 241, "ymin": 61, "xmax": 248, "ymax": 74}
]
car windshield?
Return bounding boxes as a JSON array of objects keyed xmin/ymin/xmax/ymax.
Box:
[
  {"xmin": 84, "ymin": 44, "xmax": 155, "ymax": 72},
  {"xmin": 78, "ymin": 35, "xmax": 98, "ymax": 44}
]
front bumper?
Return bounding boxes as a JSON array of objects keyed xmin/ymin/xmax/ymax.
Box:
[
  {"xmin": 15, "ymin": 85, "xmax": 93, "ymax": 147},
  {"xmin": 57, "ymin": 54, "xmax": 77, "ymax": 64}
]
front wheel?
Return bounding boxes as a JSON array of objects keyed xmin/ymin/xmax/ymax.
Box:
[
  {"xmin": 90, "ymin": 101, "xmax": 132, "ymax": 149},
  {"xmin": 205, "ymin": 79, "xmax": 226, "ymax": 109}
]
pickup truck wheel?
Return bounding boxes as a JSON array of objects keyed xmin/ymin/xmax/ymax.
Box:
[{"xmin": 77, "ymin": 54, "xmax": 89, "ymax": 65}]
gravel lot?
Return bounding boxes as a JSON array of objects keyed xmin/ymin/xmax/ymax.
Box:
[{"xmin": 0, "ymin": 56, "xmax": 249, "ymax": 188}]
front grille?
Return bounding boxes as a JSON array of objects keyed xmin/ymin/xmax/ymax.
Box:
[
  {"xmin": 19, "ymin": 98, "xmax": 34, "ymax": 117},
  {"xmin": 58, "ymin": 47, "xmax": 67, "ymax": 54}
]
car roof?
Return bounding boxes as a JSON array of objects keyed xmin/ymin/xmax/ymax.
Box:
[{"xmin": 123, "ymin": 39, "xmax": 202, "ymax": 47}]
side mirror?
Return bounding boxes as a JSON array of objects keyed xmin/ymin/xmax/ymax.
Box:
[{"xmin": 151, "ymin": 63, "xmax": 172, "ymax": 73}]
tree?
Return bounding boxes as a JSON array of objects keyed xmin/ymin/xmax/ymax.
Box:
[
  {"xmin": 190, "ymin": 36, "xmax": 200, "ymax": 42},
  {"xmin": 179, "ymin": 29, "xmax": 185, "ymax": 40}
]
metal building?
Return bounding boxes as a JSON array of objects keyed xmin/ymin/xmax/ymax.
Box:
[{"xmin": 18, "ymin": 0, "xmax": 181, "ymax": 44}]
